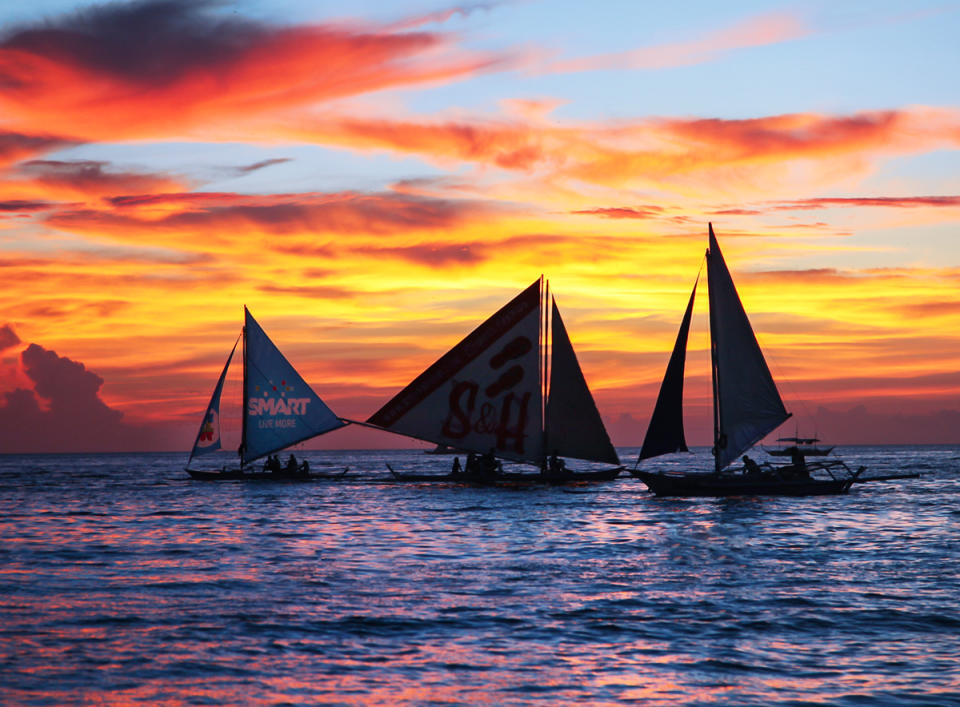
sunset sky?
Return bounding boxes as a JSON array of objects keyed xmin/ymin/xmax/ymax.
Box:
[{"xmin": 1, "ymin": 0, "xmax": 959, "ymax": 452}]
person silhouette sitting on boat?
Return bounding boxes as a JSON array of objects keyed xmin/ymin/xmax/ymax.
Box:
[
  {"xmin": 264, "ymin": 454, "xmax": 282, "ymax": 474},
  {"xmin": 298, "ymin": 458, "xmax": 310, "ymax": 477},
  {"xmin": 478, "ymin": 449, "xmax": 501, "ymax": 479},
  {"xmin": 742, "ymin": 455, "xmax": 762, "ymax": 476},
  {"xmin": 545, "ymin": 451, "xmax": 568, "ymax": 478},
  {"xmin": 286, "ymin": 454, "xmax": 298, "ymax": 475},
  {"xmin": 451, "ymin": 456, "xmax": 462, "ymax": 476},
  {"xmin": 787, "ymin": 446, "xmax": 809, "ymax": 477}
]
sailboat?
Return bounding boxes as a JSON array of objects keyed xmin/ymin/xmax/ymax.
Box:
[
  {"xmin": 631, "ymin": 224, "xmax": 864, "ymax": 496},
  {"xmin": 185, "ymin": 307, "xmax": 348, "ymax": 480},
  {"xmin": 367, "ymin": 277, "xmax": 622, "ymax": 483}
]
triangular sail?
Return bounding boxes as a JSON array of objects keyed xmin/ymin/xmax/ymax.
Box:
[
  {"xmin": 242, "ymin": 308, "xmax": 345, "ymax": 465},
  {"xmin": 188, "ymin": 334, "xmax": 240, "ymax": 465},
  {"xmin": 638, "ymin": 276, "xmax": 698, "ymax": 461},
  {"xmin": 545, "ymin": 299, "xmax": 619, "ymax": 465},
  {"xmin": 367, "ymin": 280, "xmax": 544, "ymax": 464},
  {"xmin": 707, "ymin": 224, "xmax": 790, "ymax": 469}
]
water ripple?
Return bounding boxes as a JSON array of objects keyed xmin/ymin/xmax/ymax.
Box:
[{"xmin": 0, "ymin": 446, "xmax": 958, "ymax": 705}]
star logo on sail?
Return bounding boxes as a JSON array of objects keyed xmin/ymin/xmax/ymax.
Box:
[{"xmin": 249, "ymin": 378, "xmax": 310, "ymax": 419}]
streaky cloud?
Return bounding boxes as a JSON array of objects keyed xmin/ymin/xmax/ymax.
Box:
[
  {"xmin": 536, "ymin": 10, "xmax": 810, "ymax": 74},
  {"xmin": 18, "ymin": 159, "xmax": 185, "ymax": 197},
  {"xmin": 0, "ymin": 0, "xmax": 504, "ymax": 139},
  {"xmin": 0, "ymin": 130, "xmax": 79, "ymax": 165},
  {"xmin": 773, "ymin": 195, "xmax": 960, "ymax": 210},
  {"xmin": 0, "ymin": 199, "xmax": 57, "ymax": 212},
  {"xmin": 571, "ymin": 206, "xmax": 664, "ymax": 219}
]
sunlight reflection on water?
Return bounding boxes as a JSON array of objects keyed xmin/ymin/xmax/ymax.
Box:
[{"xmin": 0, "ymin": 446, "xmax": 958, "ymax": 705}]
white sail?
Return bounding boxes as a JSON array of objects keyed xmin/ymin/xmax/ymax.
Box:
[
  {"xmin": 545, "ymin": 299, "xmax": 619, "ymax": 465},
  {"xmin": 707, "ymin": 225, "xmax": 790, "ymax": 469},
  {"xmin": 368, "ymin": 280, "xmax": 544, "ymax": 464}
]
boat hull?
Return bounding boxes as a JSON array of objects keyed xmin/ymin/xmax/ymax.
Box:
[
  {"xmin": 387, "ymin": 467, "xmax": 623, "ymax": 485},
  {"xmin": 540, "ymin": 466, "xmax": 623, "ymax": 484},
  {"xmin": 186, "ymin": 468, "xmax": 312, "ymax": 482},
  {"xmin": 632, "ymin": 469, "xmax": 853, "ymax": 497}
]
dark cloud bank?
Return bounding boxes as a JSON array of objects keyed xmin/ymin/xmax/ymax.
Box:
[{"xmin": 0, "ymin": 327, "xmax": 171, "ymax": 452}]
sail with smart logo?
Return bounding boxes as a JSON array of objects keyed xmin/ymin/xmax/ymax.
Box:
[
  {"xmin": 368, "ymin": 278, "xmax": 620, "ymax": 478},
  {"xmin": 186, "ymin": 307, "xmax": 346, "ymax": 479},
  {"xmin": 242, "ymin": 307, "xmax": 345, "ymax": 465}
]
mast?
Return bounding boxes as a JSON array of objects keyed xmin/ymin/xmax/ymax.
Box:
[
  {"xmin": 707, "ymin": 224, "xmax": 722, "ymax": 475},
  {"xmin": 542, "ymin": 276, "xmax": 549, "ymax": 466},
  {"xmin": 241, "ymin": 305, "xmax": 248, "ymax": 468},
  {"xmin": 705, "ymin": 223, "xmax": 791, "ymax": 470}
]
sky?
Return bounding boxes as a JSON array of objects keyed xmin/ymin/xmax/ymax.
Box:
[{"xmin": 0, "ymin": 0, "xmax": 959, "ymax": 453}]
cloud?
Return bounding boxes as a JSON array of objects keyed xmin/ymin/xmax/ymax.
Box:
[
  {"xmin": 540, "ymin": 11, "xmax": 811, "ymax": 74},
  {"xmin": 48, "ymin": 190, "xmax": 496, "ymax": 245},
  {"xmin": 0, "ymin": 342, "xmax": 146, "ymax": 452},
  {"xmin": 235, "ymin": 157, "xmax": 291, "ymax": 174},
  {"xmin": 21, "ymin": 299, "xmax": 129, "ymax": 321},
  {"xmin": 710, "ymin": 208, "xmax": 763, "ymax": 216},
  {"xmin": 16, "ymin": 159, "xmax": 185, "ymax": 197},
  {"xmin": 287, "ymin": 107, "xmax": 960, "ymax": 195},
  {"xmin": 385, "ymin": 3, "xmax": 501, "ymax": 32},
  {"xmin": 0, "ymin": 0, "xmax": 503, "ymax": 139},
  {"xmin": 257, "ymin": 284, "xmax": 357, "ymax": 299},
  {"xmin": 0, "ymin": 131, "xmax": 78, "ymax": 166},
  {"xmin": 0, "ymin": 199, "xmax": 57, "ymax": 212},
  {"xmin": 893, "ymin": 301, "xmax": 960, "ymax": 319},
  {"xmin": 772, "ymin": 195, "xmax": 960, "ymax": 211},
  {"xmin": 0, "ymin": 324, "xmax": 20, "ymax": 351},
  {"xmin": 571, "ymin": 206, "xmax": 664, "ymax": 219},
  {"xmin": 357, "ymin": 242, "xmax": 487, "ymax": 266}
]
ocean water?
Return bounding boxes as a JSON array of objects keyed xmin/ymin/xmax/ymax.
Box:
[{"xmin": 1, "ymin": 446, "xmax": 958, "ymax": 706}]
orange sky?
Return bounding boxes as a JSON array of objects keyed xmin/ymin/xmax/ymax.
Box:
[{"xmin": 1, "ymin": 1, "xmax": 959, "ymax": 451}]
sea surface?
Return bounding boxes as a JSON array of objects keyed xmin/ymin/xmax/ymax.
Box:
[{"xmin": 1, "ymin": 446, "xmax": 958, "ymax": 706}]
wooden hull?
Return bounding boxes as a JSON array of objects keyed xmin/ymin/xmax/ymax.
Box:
[
  {"xmin": 632, "ymin": 469, "xmax": 853, "ymax": 497},
  {"xmin": 186, "ymin": 468, "xmax": 311, "ymax": 482},
  {"xmin": 539, "ymin": 466, "xmax": 623, "ymax": 484},
  {"xmin": 387, "ymin": 467, "xmax": 623, "ymax": 485}
]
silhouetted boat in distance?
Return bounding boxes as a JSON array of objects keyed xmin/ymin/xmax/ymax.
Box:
[
  {"xmin": 631, "ymin": 224, "xmax": 865, "ymax": 496},
  {"xmin": 367, "ymin": 277, "xmax": 623, "ymax": 484},
  {"xmin": 185, "ymin": 307, "xmax": 348, "ymax": 481},
  {"xmin": 766, "ymin": 436, "xmax": 833, "ymax": 457},
  {"xmin": 424, "ymin": 444, "xmax": 460, "ymax": 455}
]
